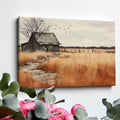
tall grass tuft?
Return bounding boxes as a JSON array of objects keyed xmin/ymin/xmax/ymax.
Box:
[{"xmin": 37, "ymin": 53, "xmax": 115, "ymax": 86}]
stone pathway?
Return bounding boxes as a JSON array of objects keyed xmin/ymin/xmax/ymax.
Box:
[{"xmin": 20, "ymin": 55, "xmax": 62, "ymax": 84}]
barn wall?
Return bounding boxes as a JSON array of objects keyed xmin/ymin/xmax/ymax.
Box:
[
  {"xmin": 54, "ymin": 45, "xmax": 59, "ymax": 52},
  {"xmin": 22, "ymin": 43, "xmax": 33, "ymax": 52},
  {"xmin": 46, "ymin": 44, "xmax": 59, "ymax": 52},
  {"xmin": 32, "ymin": 42, "xmax": 40, "ymax": 51},
  {"xmin": 48, "ymin": 44, "xmax": 53, "ymax": 51}
]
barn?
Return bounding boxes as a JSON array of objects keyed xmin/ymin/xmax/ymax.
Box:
[{"xmin": 21, "ymin": 32, "xmax": 60, "ymax": 52}]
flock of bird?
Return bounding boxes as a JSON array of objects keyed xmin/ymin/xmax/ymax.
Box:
[
  {"xmin": 48, "ymin": 24, "xmax": 72, "ymax": 34},
  {"xmin": 47, "ymin": 23, "xmax": 83, "ymax": 42}
]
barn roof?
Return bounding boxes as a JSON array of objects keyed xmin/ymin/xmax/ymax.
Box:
[{"xmin": 29, "ymin": 32, "xmax": 60, "ymax": 45}]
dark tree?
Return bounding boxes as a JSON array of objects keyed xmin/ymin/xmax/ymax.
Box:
[{"xmin": 20, "ymin": 18, "xmax": 50, "ymax": 39}]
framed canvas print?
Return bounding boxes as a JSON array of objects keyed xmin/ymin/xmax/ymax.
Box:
[{"xmin": 18, "ymin": 17, "xmax": 115, "ymax": 88}]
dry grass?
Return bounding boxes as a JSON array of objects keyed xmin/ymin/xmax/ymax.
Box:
[
  {"xmin": 19, "ymin": 52, "xmax": 38, "ymax": 66},
  {"xmin": 18, "ymin": 70, "xmax": 33, "ymax": 87},
  {"xmin": 58, "ymin": 53, "xmax": 71, "ymax": 58},
  {"xmin": 18, "ymin": 49, "xmax": 115, "ymax": 87},
  {"xmin": 18, "ymin": 51, "xmax": 55, "ymax": 66},
  {"xmin": 37, "ymin": 52, "xmax": 115, "ymax": 86}
]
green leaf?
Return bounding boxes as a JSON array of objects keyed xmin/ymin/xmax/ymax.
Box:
[
  {"xmin": 37, "ymin": 86, "xmax": 56, "ymax": 99},
  {"xmin": 113, "ymin": 98, "xmax": 120, "ymax": 106},
  {"xmin": 102, "ymin": 99, "xmax": 112, "ymax": 109},
  {"xmin": 20, "ymin": 87, "xmax": 36, "ymax": 98},
  {"xmin": 2, "ymin": 81, "xmax": 20, "ymax": 97},
  {"xmin": 11, "ymin": 111, "xmax": 26, "ymax": 120},
  {"xmin": 28, "ymin": 110, "xmax": 48, "ymax": 120},
  {"xmin": 28, "ymin": 110, "xmax": 34, "ymax": 120},
  {"xmin": 55, "ymin": 99, "xmax": 65, "ymax": 104},
  {"xmin": 107, "ymin": 104, "xmax": 120, "ymax": 120},
  {"xmin": 47, "ymin": 86, "xmax": 56, "ymax": 93},
  {"xmin": 24, "ymin": 99, "xmax": 33, "ymax": 102},
  {"xmin": 74, "ymin": 116, "xmax": 79, "ymax": 120},
  {"xmin": 10, "ymin": 81, "xmax": 19, "ymax": 91},
  {"xmin": 3, "ymin": 94, "xmax": 20, "ymax": 110},
  {"xmin": 45, "ymin": 90, "xmax": 56, "ymax": 105},
  {"xmin": 85, "ymin": 117, "xmax": 98, "ymax": 120},
  {"xmin": 101, "ymin": 116, "xmax": 111, "ymax": 120},
  {"xmin": 75, "ymin": 107, "xmax": 88, "ymax": 119},
  {"xmin": 37, "ymin": 89, "xmax": 45, "ymax": 98},
  {"xmin": 0, "ymin": 106, "xmax": 16, "ymax": 118},
  {"xmin": 34, "ymin": 100, "xmax": 49, "ymax": 119},
  {"xmin": 0, "ymin": 73, "xmax": 10, "ymax": 91},
  {"xmin": 0, "ymin": 99, "xmax": 3, "ymax": 106},
  {"xmin": 2, "ymin": 88, "xmax": 10, "ymax": 97},
  {"xmin": 9, "ymin": 81, "xmax": 20, "ymax": 96}
]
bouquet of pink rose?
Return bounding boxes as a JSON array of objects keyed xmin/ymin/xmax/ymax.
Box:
[{"xmin": 0, "ymin": 73, "xmax": 98, "ymax": 120}]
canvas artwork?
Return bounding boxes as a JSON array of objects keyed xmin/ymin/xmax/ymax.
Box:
[{"xmin": 18, "ymin": 17, "xmax": 115, "ymax": 88}]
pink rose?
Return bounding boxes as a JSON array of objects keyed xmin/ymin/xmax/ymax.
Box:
[
  {"xmin": 64, "ymin": 113, "xmax": 74, "ymax": 120},
  {"xmin": 0, "ymin": 116, "xmax": 13, "ymax": 120},
  {"xmin": 49, "ymin": 107, "xmax": 74, "ymax": 120},
  {"xmin": 49, "ymin": 104, "xmax": 58, "ymax": 113},
  {"xmin": 53, "ymin": 108, "xmax": 69, "ymax": 120},
  {"xmin": 19, "ymin": 100, "xmax": 35, "ymax": 118},
  {"xmin": 19, "ymin": 101, "xmax": 58, "ymax": 118},
  {"xmin": 71, "ymin": 104, "xmax": 86, "ymax": 116},
  {"xmin": 44, "ymin": 103, "xmax": 58, "ymax": 114},
  {"xmin": 48, "ymin": 115, "xmax": 62, "ymax": 120}
]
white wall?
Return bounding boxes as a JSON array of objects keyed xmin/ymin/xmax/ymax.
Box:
[{"xmin": 0, "ymin": 0, "xmax": 120, "ymax": 119}]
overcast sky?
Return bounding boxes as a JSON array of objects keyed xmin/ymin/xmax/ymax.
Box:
[{"xmin": 19, "ymin": 17, "xmax": 115, "ymax": 47}]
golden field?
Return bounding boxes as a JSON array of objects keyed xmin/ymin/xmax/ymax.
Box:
[
  {"xmin": 19, "ymin": 51, "xmax": 56, "ymax": 66},
  {"xmin": 18, "ymin": 49, "xmax": 115, "ymax": 87}
]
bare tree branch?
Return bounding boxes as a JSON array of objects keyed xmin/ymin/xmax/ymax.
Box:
[{"xmin": 20, "ymin": 18, "xmax": 49, "ymax": 39}]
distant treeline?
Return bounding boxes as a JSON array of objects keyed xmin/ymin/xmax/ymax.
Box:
[{"xmin": 60, "ymin": 46, "xmax": 115, "ymax": 49}]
